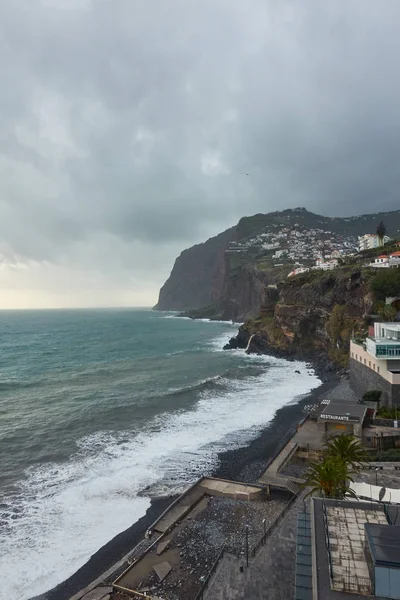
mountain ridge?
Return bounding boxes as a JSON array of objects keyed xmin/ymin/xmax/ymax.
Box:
[{"xmin": 155, "ymin": 207, "xmax": 400, "ymax": 315}]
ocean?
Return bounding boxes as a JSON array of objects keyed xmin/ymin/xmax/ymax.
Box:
[{"xmin": 0, "ymin": 308, "xmax": 320, "ymax": 600}]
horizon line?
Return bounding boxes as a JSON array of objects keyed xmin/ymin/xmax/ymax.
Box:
[{"xmin": 0, "ymin": 305, "xmax": 155, "ymax": 312}]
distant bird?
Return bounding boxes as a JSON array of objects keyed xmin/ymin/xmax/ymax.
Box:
[{"xmin": 244, "ymin": 173, "xmax": 250, "ymax": 176}]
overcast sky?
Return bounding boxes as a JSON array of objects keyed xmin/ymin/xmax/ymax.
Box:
[{"xmin": 1, "ymin": 0, "xmax": 400, "ymax": 308}]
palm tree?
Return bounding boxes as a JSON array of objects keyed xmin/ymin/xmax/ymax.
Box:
[
  {"xmin": 302, "ymin": 455, "xmax": 356, "ymax": 498},
  {"xmin": 324, "ymin": 434, "xmax": 367, "ymax": 471},
  {"xmin": 376, "ymin": 221, "xmax": 387, "ymax": 246}
]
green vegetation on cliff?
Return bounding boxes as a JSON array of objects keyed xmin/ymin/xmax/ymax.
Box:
[
  {"xmin": 242, "ymin": 267, "xmax": 371, "ymax": 366},
  {"xmin": 241, "ymin": 261, "xmax": 400, "ymax": 367},
  {"xmin": 370, "ymin": 269, "xmax": 400, "ymax": 299}
]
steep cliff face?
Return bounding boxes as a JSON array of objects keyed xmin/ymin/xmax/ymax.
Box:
[
  {"xmin": 218, "ymin": 264, "xmax": 269, "ymax": 322},
  {"xmin": 274, "ymin": 269, "xmax": 374, "ymax": 350},
  {"xmin": 217, "ymin": 261, "xmax": 287, "ymax": 322},
  {"xmin": 154, "ymin": 227, "xmax": 235, "ymax": 310}
]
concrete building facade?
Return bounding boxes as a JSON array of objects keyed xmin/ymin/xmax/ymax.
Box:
[
  {"xmin": 350, "ymin": 323, "xmax": 400, "ymax": 406},
  {"xmin": 359, "ymin": 233, "xmax": 391, "ymax": 252}
]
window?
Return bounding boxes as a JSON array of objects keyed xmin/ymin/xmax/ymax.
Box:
[
  {"xmin": 364, "ymin": 359, "xmax": 366, "ymax": 365},
  {"xmin": 382, "ymin": 328, "xmax": 385, "ymax": 336},
  {"xmin": 351, "ymin": 352, "xmax": 354, "ymax": 358},
  {"xmin": 369, "ymin": 361, "xmax": 371, "ymax": 367},
  {"xmin": 360, "ymin": 356, "xmax": 362, "ymax": 362},
  {"xmin": 373, "ymin": 364, "xmax": 376, "ymax": 370},
  {"xmin": 376, "ymin": 345, "xmax": 400, "ymax": 357},
  {"xmin": 355, "ymin": 354, "xmax": 358, "ymax": 360},
  {"xmin": 377, "ymin": 366, "xmax": 380, "ymax": 374}
]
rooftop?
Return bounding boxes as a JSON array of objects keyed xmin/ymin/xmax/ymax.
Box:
[
  {"xmin": 318, "ymin": 398, "xmax": 367, "ymax": 424},
  {"xmin": 366, "ymin": 523, "xmax": 400, "ymax": 568},
  {"xmin": 313, "ymin": 498, "xmax": 388, "ymax": 598},
  {"xmin": 113, "ymin": 477, "xmax": 289, "ymax": 600}
]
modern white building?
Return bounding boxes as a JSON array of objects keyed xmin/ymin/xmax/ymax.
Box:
[
  {"xmin": 350, "ymin": 322, "xmax": 400, "ymax": 406},
  {"xmin": 358, "ymin": 233, "xmax": 391, "ymax": 252},
  {"xmin": 365, "ymin": 322, "xmax": 400, "ymax": 357}
]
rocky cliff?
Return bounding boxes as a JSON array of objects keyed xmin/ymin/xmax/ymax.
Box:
[
  {"xmin": 156, "ymin": 206, "xmax": 400, "ymax": 370},
  {"xmin": 155, "ymin": 207, "xmax": 400, "ymax": 314},
  {"xmin": 154, "ymin": 227, "xmax": 235, "ymax": 311},
  {"xmin": 224, "ymin": 266, "xmax": 375, "ymax": 369}
]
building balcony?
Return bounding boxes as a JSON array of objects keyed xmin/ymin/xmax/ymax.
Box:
[{"xmin": 366, "ymin": 338, "xmax": 400, "ymax": 359}]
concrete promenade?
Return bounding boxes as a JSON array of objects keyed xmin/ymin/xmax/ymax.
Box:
[
  {"xmin": 203, "ymin": 493, "xmax": 306, "ymax": 600},
  {"xmin": 258, "ymin": 440, "xmax": 302, "ymax": 494}
]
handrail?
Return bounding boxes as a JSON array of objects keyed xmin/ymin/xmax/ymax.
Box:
[
  {"xmin": 257, "ymin": 414, "xmax": 308, "ymax": 480},
  {"xmin": 193, "ymin": 547, "xmax": 225, "ymax": 600},
  {"xmin": 250, "ymin": 493, "xmax": 298, "ymax": 556},
  {"xmin": 322, "ymin": 497, "xmax": 334, "ymax": 581}
]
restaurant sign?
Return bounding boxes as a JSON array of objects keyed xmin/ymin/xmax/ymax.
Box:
[{"xmin": 320, "ymin": 414, "xmax": 358, "ymax": 423}]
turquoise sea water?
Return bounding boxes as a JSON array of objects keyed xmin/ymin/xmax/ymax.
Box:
[{"xmin": 0, "ymin": 309, "xmax": 320, "ymax": 600}]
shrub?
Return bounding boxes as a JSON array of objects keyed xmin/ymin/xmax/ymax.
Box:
[
  {"xmin": 376, "ymin": 406, "xmax": 399, "ymax": 419},
  {"xmin": 363, "ymin": 390, "xmax": 382, "ymax": 403},
  {"xmin": 375, "ymin": 448, "xmax": 400, "ymax": 462},
  {"xmin": 371, "ymin": 269, "xmax": 400, "ymax": 300}
]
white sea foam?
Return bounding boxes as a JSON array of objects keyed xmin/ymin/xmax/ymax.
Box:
[
  {"xmin": 162, "ymin": 314, "xmax": 240, "ymax": 326},
  {"xmin": 0, "ymin": 344, "xmax": 321, "ymax": 600}
]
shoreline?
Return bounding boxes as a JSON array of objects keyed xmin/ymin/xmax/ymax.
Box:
[{"xmin": 37, "ymin": 366, "xmax": 339, "ymax": 600}]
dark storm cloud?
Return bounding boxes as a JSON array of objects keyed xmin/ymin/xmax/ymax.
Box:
[{"xmin": 1, "ymin": 0, "xmax": 400, "ymax": 305}]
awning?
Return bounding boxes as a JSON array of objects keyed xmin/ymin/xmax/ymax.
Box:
[{"xmin": 348, "ymin": 482, "xmax": 400, "ymax": 504}]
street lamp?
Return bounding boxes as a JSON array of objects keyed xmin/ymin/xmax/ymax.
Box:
[
  {"xmin": 375, "ymin": 467, "xmax": 379, "ymax": 487},
  {"xmin": 245, "ymin": 525, "xmax": 249, "ymax": 567}
]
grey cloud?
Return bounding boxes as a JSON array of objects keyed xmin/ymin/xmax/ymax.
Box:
[{"xmin": 0, "ymin": 0, "xmax": 400, "ymax": 306}]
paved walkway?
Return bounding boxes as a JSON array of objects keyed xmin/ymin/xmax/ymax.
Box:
[
  {"xmin": 258, "ymin": 440, "xmax": 303, "ymax": 495},
  {"xmin": 203, "ymin": 493, "xmax": 306, "ymax": 600}
]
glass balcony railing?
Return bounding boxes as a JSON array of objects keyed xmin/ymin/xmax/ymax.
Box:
[{"xmin": 375, "ymin": 344, "xmax": 400, "ymax": 358}]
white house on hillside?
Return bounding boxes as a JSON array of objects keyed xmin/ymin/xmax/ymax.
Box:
[
  {"xmin": 369, "ymin": 251, "xmax": 400, "ymax": 268},
  {"xmin": 369, "ymin": 255, "xmax": 390, "ymax": 268}
]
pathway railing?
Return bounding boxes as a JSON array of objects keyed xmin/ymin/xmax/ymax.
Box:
[
  {"xmin": 193, "ymin": 547, "xmax": 225, "ymax": 600},
  {"xmin": 250, "ymin": 493, "xmax": 298, "ymax": 556},
  {"xmin": 322, "ymin": 498, "xmax": 334, "ymax": 582}
]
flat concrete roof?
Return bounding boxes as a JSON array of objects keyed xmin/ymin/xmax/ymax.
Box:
[
  {"xmin": 312, "ymin": 498, "xmax": 387, "ymax": 599},
  {"xmin": 114, "ymin": 477, "xmax": 267, "ymax": 599},
  {"xmin": 318, "ymin": 399, "xmax": 367, "ymax": 424}
]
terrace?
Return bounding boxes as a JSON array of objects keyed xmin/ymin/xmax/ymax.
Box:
[
  {"xmin": 366, "ymin": 323, "xmax": 400, "ymax": 360},
  {"xmin": 312, "ymin": 498, "xmax": 388, "ymax": 598}
]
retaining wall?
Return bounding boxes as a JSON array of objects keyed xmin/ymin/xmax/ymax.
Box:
[{"xmin": 349, "ymin": 358, "xmax": 400, "ymax": 407}]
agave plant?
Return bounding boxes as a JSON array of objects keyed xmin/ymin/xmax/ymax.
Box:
[
  {"xmin": 324, "ymin": 434, "xmax": 367, "ymax": 471},
  {"xmin": 302, "ymin": 455, "xmax": 356, "ymax": 498}
]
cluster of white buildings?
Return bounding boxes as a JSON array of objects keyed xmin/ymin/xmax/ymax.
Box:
[
  {"xmin": 226, "ymin": 224, "xmax": 358, "ymax": 266},
  {"xmin": 227, "ymin": 224, "xmax": 400, "ymax": 279},
  {"xmin": 287, "ymin": 258, "xmax": 339, "ymax": 278}
]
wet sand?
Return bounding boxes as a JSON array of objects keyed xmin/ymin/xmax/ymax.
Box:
[{"xmin": 34, "ymin": 372, "xmax": 339, "ymax": 600}]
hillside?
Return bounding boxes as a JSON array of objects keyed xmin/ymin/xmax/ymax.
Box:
[
  {"xmin": 224, "ymin": 263, "xmax": 400, "ymax": 372},
  {"xmin": 155, "ymin": 207, "xmax": 400, "ymax": 318}
]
